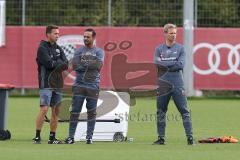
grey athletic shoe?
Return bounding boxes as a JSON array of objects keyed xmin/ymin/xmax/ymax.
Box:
[
  {"xmin": 64, "ymin": 137, "xmax": 75, "ymax": 144},
  {"xmin": 33, "ymin": 137, "xmax": 41, "ymax": 144},
  {"xmin": 153, "ymin": 137, "xmax": 165, "ymax": 145},
  {"xmin": 187, "ymin": 136, "xmax": 194, "ymax": 145},
  {"xmin": 48, "ymin": 138, "xmax": 62, "ymax": 144},
  {"xmin": 86, "ymin": 139, "xmax": 93, "ymax": 144}
]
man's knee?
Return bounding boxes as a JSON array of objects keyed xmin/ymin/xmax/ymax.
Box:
[
  {"xmin": 52, "ymin": 107, "xmax": 60, "ymax": 115},
  {"xmin": 178, "ymin": 106, "xmax": 190, "ymax": 116},
  {"xmin": 181, "ymin": 112, "xmax": 191, "ymax": 119},
  {"xmin": 40, "ymin": 106, "xmax": 49, "ymax": 115},
  {"xmin": 157, "ymin": 110, "xmax": 166, "ymax": 120},
  {"xmin": 87, "ymin": 109, "xmax": 97, "ymax": 120},
  {"xmin": 70, "ymin": 112, "xmax": 80, "ymax": 122}
]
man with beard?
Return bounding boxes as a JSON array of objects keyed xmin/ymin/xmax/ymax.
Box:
[{"xmin": 65, "ymin": 28, "xmax": 104, "ymax": 144}]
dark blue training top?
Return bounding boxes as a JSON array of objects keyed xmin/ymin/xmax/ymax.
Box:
[
  {"xmin": 72, "ymin": 46, "xmax": 105, "ymax": 89},
  {"xmin": 154, "ymin": 43, "xmax": 186, "ymax": 87}
]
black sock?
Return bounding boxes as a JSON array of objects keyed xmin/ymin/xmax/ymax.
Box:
[
  {"xmin": 36, "ymin": 130, "xmax": 41, "ymax": 139},
  {"xmin": 49, "ymin": 132, "xmax": 56, "ymax": 140}
]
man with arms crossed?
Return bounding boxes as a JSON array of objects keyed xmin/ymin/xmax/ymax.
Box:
[
  {"xmin": 65, "ymin": 28, "xmax": 104, "ymax": 144},
  {"xmin": 153, "ymin": 23, "xmax": 194, "ymax": 145},
  {"xmin": 33, "ymin": 25, "xmax": 68, "ymax": 144}
]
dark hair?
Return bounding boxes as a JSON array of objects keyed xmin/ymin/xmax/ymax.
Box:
[
  {"xmin": 46, "ymin": 25, "xmax": 59, "ymax": 35},
  {"xmin": 84, "ymin": 28, "xmax": 96, "ymax": 37}
]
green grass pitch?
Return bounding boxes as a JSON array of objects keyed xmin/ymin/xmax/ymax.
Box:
[{"xmin": 0, "ymin": 97, "xmax": 240, "ymax": 160}]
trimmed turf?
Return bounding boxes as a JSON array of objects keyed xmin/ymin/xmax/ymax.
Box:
[{"xmin": 0, "ymin": 97, "xmax": 240, "ymax": 160}]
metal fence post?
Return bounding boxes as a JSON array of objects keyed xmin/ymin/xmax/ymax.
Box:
[
  {"xmin": 183, "ymin": 0, "xmax": 195, "ymax": 96},
  {"xmin": 108, "ymin": 0, "xmax": 112, "ymax": 26},
  {"xmin": 22, "ymin": 0, "xmax": 25, "ymax": 26},
  {"xmin": 21, "ymin": 0, "xmax": 26, "ymax": 95}
]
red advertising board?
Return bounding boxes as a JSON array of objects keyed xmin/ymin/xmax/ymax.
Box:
[
  {"xmin": 194, "ymin": 28, "xmax": 240, "ymax": 90},
  {"xmin": 0, "ymin": 26, "xmax": 240, "ymax": 90}
]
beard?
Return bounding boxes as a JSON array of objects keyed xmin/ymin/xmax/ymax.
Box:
[{"xmin": 84, "ymin": 40, "xmax": 90, "ymax": 46}]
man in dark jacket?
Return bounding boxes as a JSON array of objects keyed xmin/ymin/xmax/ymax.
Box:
[{"xmin": 33, "ymin": 25, "xmax": 68, "ymax": 144}]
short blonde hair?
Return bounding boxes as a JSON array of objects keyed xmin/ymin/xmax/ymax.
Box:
[{"xmin": 163, "ymin": 23, "xmax": 177, "ymax": 33}]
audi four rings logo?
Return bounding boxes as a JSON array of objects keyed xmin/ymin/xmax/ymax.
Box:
[{"xmin": 194, "ymin": 43, "xmax": 240, "ymax": 75}]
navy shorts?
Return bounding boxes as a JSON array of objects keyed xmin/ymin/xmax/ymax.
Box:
[{"xmin": 39, "ymin": 89, "xmax": 62, "ymax": 107}]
